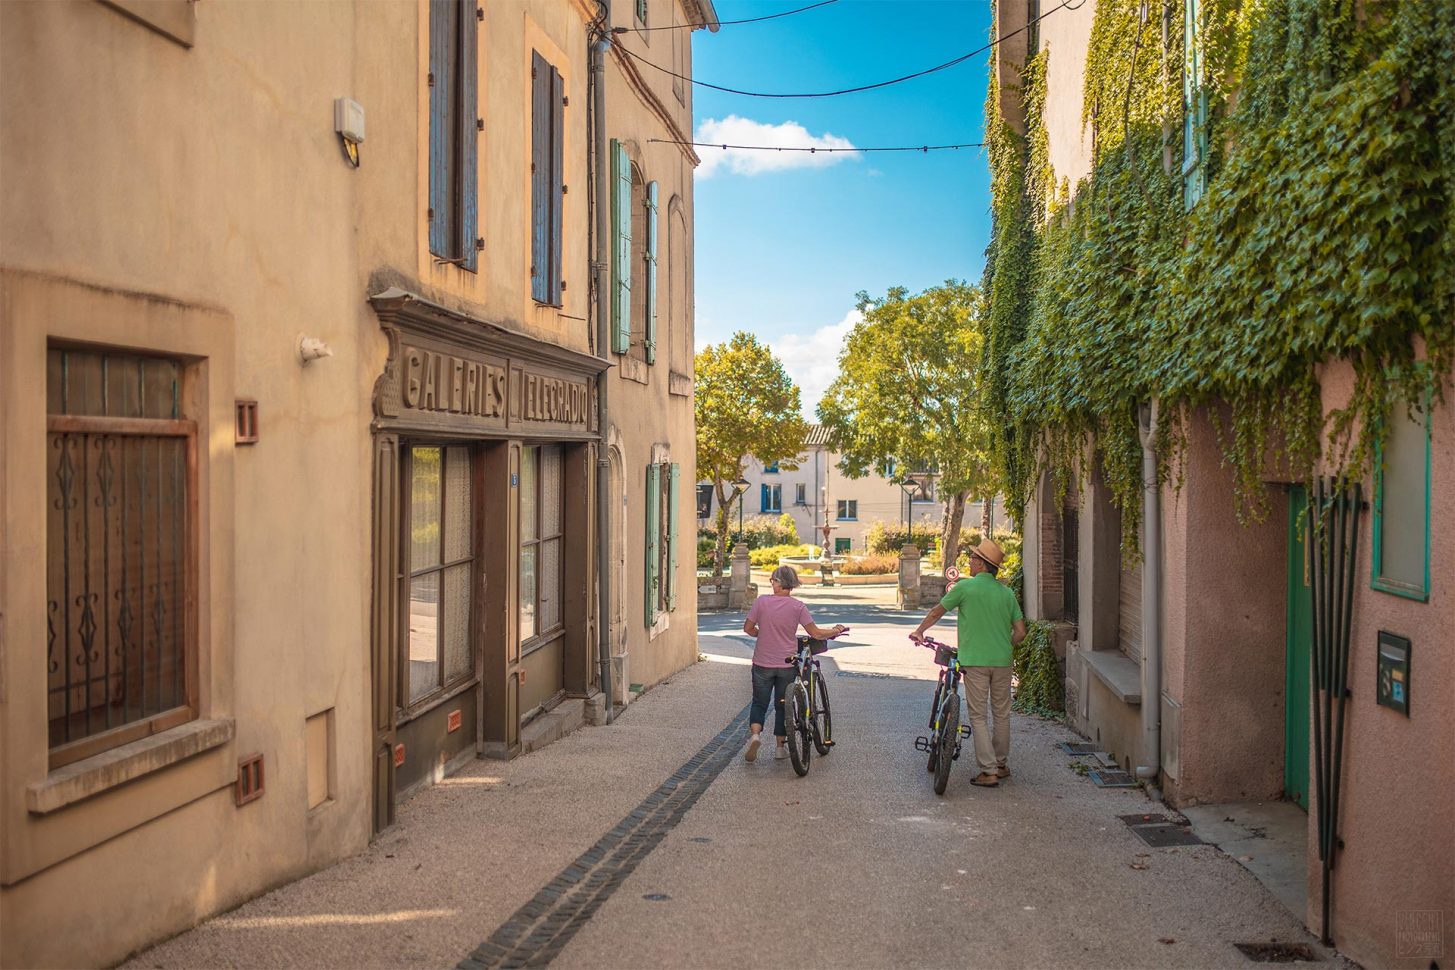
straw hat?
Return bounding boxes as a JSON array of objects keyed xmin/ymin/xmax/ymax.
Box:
[{"xmin": 968, "ymin": 538, "xmax": 1005, "ymax": 570}]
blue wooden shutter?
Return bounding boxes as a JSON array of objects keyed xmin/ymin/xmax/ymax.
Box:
[
  {"xmin": 459, "ymin": 1, "xmax": 479, "ymax": 271},
  {"xmin": 645, "ymin": 463, "xmax": 660, "ymax": 626},
  {"xmin": 644, "ymin": 181, "xmax": 659, "ymax": 364},
  {"xmin": 531, "ymin": 51, "xmax": 551, "ymax": 301},
  {"xmin": 610, "ymin": 139, "xmax": 632, "ymax": 353},
  {"xmin": 667, "ymin": 462, "xmax": 679, "ymax": 611},
  {"xmin": 1182, "ymin": 0, "xmax": 1207, "ymax": 209},
  {"xmin": 549, "ymin": 65, "xmax": 565, "ymax": 303},
  {"xmin": 428, "ymin": 0, "xmax": 457, "ymax": 259}
]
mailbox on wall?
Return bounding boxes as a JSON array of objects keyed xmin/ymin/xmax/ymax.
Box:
[{"xmin": 1376, "ymin": 631, "xmax": 1411, "ymax": 716}]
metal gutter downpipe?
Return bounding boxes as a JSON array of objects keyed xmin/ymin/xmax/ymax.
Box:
[
  {"xmin": 1135, "ymin": 400, "xmax": 1162, "ymax": 783},
  {"xmin": 591, "ymin": 14, "xmax": 614, "ymax": 723}
]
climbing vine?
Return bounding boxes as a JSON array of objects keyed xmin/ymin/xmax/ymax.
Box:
[
  {"xmin": 1012, "ymin": 620, "xmax": 1064, "ymax": 716},
  {"xmin": 981, "ymin": 0, "xmax": 1455, "ymax": 552}
]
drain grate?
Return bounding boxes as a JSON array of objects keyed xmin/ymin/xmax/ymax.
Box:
[
  {"xmin": 1058, "ymin": 742, "xmax": 1103, "ymax": 755},
  {"xmin": 1089, "ymin": 769, "xmax": 1139, "ymax": 788},
  {"xmin": 1119, "ymin": 813, "xmax": 1172, "ymax": 825},
  {"xmin": 1130, "ymin": 822, "xmax": 1204, "ymax": 847},
  {"xmin": 1234, "ymin": 942, "xmax": 1318, "ymax": 963}
]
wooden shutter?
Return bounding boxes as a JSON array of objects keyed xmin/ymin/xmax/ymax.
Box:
[
  {"xmin": 428, "ymin": 0, "xmax": 458, "ymax": 259},
  {"xmin": 666, "ymin": 463, "xmax": 680, "ymax": 611},
  {"xmin": 1182, "ymin": 0, "xmax": 1206, "ymax": 209},
  {"xmin": 645, "ymin": 463, "xmax": 660, "ymax": 626},
  {"xmin": 531, "ymin": 52, "xmax": 551, "ymax": 302},
  {"xmin": 1119, "ymin": 558, "xmax": 1143, "ymax": 663},
  {"xmin": 459, "ymin": 0, "xmax": 479, "ymax": 271},
  {"xmin": 549, "ymin": 64, "xmax": 564, "ymax": 303},
  {"xmin": 611, "ymin": 139, "xmax": 632, "ymax": 353},
  {"xmin": 644, "ymin": 181, "xmax": 659, "ymax": 364}
]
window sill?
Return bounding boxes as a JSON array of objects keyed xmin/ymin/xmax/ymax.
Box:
[
  {"xmin": 1082, "ymin": 650, "xmax": 1142, "ymax": 706},
  {"xmin": 1371, "ymin": 577, "xmax": 1429, "ymax": 602},
  {"xmin": 618, "ymin": 356, "xmax": 650, "ymax": 384},
  {"xmin": 668, "ymin": 371, "xmax": 693, "ymax": 397},
  {"xmin": 27, "ymin": 718, "xmax": 235, "ymax": 815}
]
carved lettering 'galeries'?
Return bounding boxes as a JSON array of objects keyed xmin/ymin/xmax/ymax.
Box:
[
  {"xmin": 401, "ymin": 346, "xmax": 507, "ymax": 417},
  {"xmin": 522, "ymin": 373, "xmax": 589, "ymax": 426}
]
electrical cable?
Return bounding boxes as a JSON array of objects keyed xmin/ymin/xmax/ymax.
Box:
[
  {"xmin": 615, "ymin": 0, "xmax": 839, "ymax": 33},
  {"xmin": 614, "ymin": 0, "xmax": 1085, "ymax": 99},
  {"xmin": 651, "ymin": 138, "xmax": 982, "ymax": 153}
]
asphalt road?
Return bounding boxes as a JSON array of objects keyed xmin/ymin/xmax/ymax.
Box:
[{"xmin": 128, "ymin": 596, "xmax": 1332, "ymax": 969}]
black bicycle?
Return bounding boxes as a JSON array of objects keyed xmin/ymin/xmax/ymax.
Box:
[
  {"xmin": 782, "ymin": 630, "xmax": 845, "ymax": 777},
  {"xmin": 913, "ymin": 636, "xmax": 972, "ymax": 795}
]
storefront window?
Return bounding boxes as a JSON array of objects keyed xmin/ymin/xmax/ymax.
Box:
[
  {"xmin": 406, "ymin": 445, "xmax": 474, "ymax": 707},
  {"xmin": 521, "ymin": 445, "xmax": 564, "ymax": 648}
]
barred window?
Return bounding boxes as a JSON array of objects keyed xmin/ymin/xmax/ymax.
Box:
[{"xmin": 46, "ymin": 348, "xmax": 196, "ymax": 768}]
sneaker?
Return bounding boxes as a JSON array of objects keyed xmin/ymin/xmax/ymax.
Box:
[
  {"xmin": 774, "ymin": 745, "xmax": 788, "ymax": 760},
  {"xmin": 744, "ymin": 734, "xmax": 762, "ymax": 762},
  {"xmin": 996, "ymin": 765, "xmax": 1011, "ymax": 779}
]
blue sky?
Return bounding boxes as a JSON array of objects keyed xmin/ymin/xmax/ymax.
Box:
[{"xmin": 689, "ymin": 0, "xmax": 996, "ymax": 417}]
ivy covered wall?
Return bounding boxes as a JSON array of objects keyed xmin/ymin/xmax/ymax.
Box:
[{"xmin": 982, "ymin": 0, "xmax": 1455, "ymax": 552}]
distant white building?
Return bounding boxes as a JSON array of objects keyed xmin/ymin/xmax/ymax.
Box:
[{"xmin": 698, "ymin": 425, "xmax": 1002, "ymax": 553}]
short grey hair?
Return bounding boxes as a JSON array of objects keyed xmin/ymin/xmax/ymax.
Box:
[{"xmin": 770, "ymin": 564, "xmax": 802, "ymax": 589}]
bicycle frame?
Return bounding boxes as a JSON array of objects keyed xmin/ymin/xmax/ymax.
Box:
[{"xmin": 915, "ymin": 637, "xmax": 971, "ymax": 759}]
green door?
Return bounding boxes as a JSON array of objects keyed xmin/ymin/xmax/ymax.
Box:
[{"xmin": 1285, "ymin": 486, "xmax": 1312, "ymax": 810}]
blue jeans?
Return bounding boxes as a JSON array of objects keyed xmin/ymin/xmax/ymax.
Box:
[{"xmin": 750, "ymin": 664, "xmax": 794, "ymax": 738}]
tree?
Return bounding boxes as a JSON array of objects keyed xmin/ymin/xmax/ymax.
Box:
[
  {"xmin": 695, "ymin": 333, "xmax": 810, "ymax": 575},
  {"xmin": 818, "ymin": 282, "xmax": 1000, "ymax": 569}
]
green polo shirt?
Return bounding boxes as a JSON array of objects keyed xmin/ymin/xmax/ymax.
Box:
[{"xmin": 939, "ymin": 572, "xmax": 1023, "ymax": 667}]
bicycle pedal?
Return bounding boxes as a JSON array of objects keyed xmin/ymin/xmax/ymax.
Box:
[
  {"xmin": 913, "ymin": 736, "xmax": 931, "ymax": 752},
  {"xmin": 960, "ymin": 725, "xmax": 972, "ymax": 738},
  {"xmin": 952, "ymin": 744, "xmax": 963, "ymax": 761}
]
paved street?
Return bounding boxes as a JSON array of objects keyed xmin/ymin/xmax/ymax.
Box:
[{"xmin": 130, "ymin": 593, "xmax": 1331, "ymax": 969}]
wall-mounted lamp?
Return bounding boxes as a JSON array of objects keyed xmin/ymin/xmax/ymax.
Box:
[
  {"xmin": 298, "ymin": 334, "xmax": 334, "ymax": 365},
  {"xmin": 334, "ymin": 97, "xmax": 365, "ymax": 168}
]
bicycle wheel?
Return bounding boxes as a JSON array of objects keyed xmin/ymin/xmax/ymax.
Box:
[
  {"xmin": 926, "ymin": 674, "xmax": 944, "ymax": 772},
  {"xmin": 811, "ymin": 669, "xmax": 832, "ymax": 755},
  {"xmin": 785, "ymin": 682, "xmax": 811, "ymax": 776},
  {"xmin": 933, "ymin": 694, "xmax": 959, "ymax": 795}
]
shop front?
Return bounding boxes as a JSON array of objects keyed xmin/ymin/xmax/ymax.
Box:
[{"xmin": 368, "ymin": 289, "xmax": 605, "ymax": 832}]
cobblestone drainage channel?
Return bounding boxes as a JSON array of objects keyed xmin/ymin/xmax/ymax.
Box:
[{"xmin": 458, "ymin": 704, "xmax": 751, "ymax": 970}]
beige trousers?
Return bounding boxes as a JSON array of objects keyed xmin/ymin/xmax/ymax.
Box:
[{"xmin": 962, "ymin": 665, "xmax": 1012, "ymax": 774}]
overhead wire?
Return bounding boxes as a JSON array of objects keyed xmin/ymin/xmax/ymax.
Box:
[
  {"xmin": 614, "ymin": 0, "xmax": 1085, "ymax": 99},
  {"xmin": 615, "ymin": 0, "xmax": 840, "ymax": 33}
]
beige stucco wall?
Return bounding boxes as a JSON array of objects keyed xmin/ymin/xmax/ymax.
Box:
[
  {"xmin": 600, "ymin": 0, "xmax": 703, "ymax": 692},
  {"xmin": 0, "ymin": 2, "xmax": 373, "ymax": 965},
  {"xmin": 1038, "ymin": 0, "xmax": 1096, "ymax": 191}
]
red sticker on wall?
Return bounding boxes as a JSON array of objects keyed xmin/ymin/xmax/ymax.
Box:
[
  {"xmin": 393, "ymin": 743, "xmax": 405, "ymax": 767},
  {"xmin": 447, "ymin": 709, "xmax": 462, "ymax": 733}
]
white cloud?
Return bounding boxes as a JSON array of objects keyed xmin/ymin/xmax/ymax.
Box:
[
  {"xmin": 694, "ymin": 116, "xmax": 858, "ymax": 178},
  {"xmin": 767, "ymin": 308, "xmax": 863, "ymax": 420}
]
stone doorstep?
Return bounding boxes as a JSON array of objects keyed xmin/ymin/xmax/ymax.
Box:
[{"xmin": 521, "ymin": 699, "xmax": 587, "ymax": 754}]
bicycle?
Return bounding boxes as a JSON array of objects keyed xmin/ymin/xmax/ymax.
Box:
[
  {"xmin": 782, "ymin": 629, "xmax": 847, "ymax": 777},
  {"xmin": 913, "ymin": 635, "xmax": 973, "ymax": 795}
]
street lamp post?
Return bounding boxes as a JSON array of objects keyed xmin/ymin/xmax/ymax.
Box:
[
  {"xmin": 731, "ymin": 476, "xmax": 750, "ymax": 540},
  {"xmin": 898, "ymin": 474, "xmax": 928, "ymax": 547}
]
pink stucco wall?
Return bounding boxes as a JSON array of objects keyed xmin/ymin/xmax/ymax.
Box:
[{"xmin": 1306, "ymin": 360, "xmax": 1454, "ymax": 968}]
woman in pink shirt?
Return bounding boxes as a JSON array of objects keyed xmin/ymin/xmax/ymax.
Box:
[{"xmin": 741, "ymin": 565, "xmax": 847, "ymax": 762}]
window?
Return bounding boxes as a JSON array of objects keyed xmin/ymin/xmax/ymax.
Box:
[
  {"xmin": 1026, "ymin": 0, "xmax": 1040, "ymax": 54},
  {"xmin": 45, "ymin": 348, "xmax": 197, "ymax": 768},
  {"xmin": 405, "ymin": 446, "xmax": 475, "ymax": 709},
  {"xmin": 763, "ymin": 461, "xmax": 779, "ymax": 474},
  {"xmin": 1373, "ymin": 402, "xmax": 1431, "ymax": 601},
  {"xmin": 429, "ymin": 0, "xmax": 480, "ymax": 270},
  {"xmin": 795, "ymin": 483, "xmax": 807, "ymax": 506},
  {"xmin": 645, "ymin": 463, "xmax": 681, "ymax": 625},
  {"xmin": 1183, "ymin": 0, "xmax": 1208, "ymax": 209},
  {"xmin": 836, "ymin": 499, "xmax": 858, "ymax": 520},
  {"xmin": 696, "ymin": 483, "xmax": 714, "ymax": 519},
  {"xmin": 761, "ymin": 483, "xmax": 782, "ymax": 514},
  {"xmin": 610, "ymin": 143, "xmax": 658, "ymax": 363},
  {"xmin": 636, "ymin": 0, "xmax": 648, "ymax": 26},
  {"xmin": 521, "ymin": 445, "xmax": 566, "ymax": 646},
  {"xmin": 531, "ymin": 51, "xmax": 565, "ymax": 304}
]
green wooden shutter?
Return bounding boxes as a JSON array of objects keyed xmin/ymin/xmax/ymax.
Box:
[
  {"xmin": 644, "ymin": 181, "xmax": 659, "ymax": 364},
  {"xmin": 645, "ymin": 463, "xmax": 660, "ymax": 626},
  {"xmin": 1182, "ymin": 0, "xmax": 1207, "ymax": 209},
  {"xmin": 667, "ymin": 462, "xmax": 679, "ymax": 611},
  {"xmin": 611, "ymin": 139, "xmax": 632, "ymax": 354}
]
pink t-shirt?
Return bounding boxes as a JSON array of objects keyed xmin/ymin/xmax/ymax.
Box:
[{"xmin": 746, "ymin": 594, "xmax": 813, "ymax": 668}]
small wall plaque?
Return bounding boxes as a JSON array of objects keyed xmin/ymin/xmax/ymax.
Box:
[{"xmin": 1376, "ymin": 631, "xmax": 1411, "ymax": 716}]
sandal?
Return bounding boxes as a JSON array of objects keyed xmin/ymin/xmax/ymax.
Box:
[{"xmin": 970, "ymin": 772, "xmax": 1001, "ymax": 787}]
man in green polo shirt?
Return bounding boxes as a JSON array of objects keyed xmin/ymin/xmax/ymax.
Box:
[{"xmin": 910, "ymin": 538, "xmax": 1026, "ymax": 788}]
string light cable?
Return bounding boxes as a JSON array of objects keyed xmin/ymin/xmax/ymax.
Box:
[
  {"xmin": 614, "ymin": 0, "xmax": 1086, "ymax": 99},
  {"xmin": 615, "ymin": 0, "xmax": 840, "ymax": 33},
  {"xmin": 650, "ymin": 138, "xmax": 983, "ymax": 153}
]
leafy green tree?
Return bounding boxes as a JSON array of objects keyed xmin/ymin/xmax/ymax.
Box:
[
  {"xmin": 819, "ymin": 282, "xmax": 1000, "ymax": 568},
  {"xmin": 695, "ymin": 333, "xmax": 809, "ymax": 576}
]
